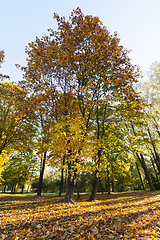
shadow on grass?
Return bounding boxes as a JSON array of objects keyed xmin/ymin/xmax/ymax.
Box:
[
  {"xmin": 0, "ymin": 190, "xmax": 160, "ymax": 211},
  {"xmin": 1, "ymin": 191, "xmax": 160, "ymax": 239}
]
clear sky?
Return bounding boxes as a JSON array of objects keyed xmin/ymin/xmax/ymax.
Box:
[{"xmin": 1, "ymin": 0, "xmax": 160, "ymax": 82}]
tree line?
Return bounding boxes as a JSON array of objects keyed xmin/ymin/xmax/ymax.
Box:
[{"xmin": 0, "ymin": 8, "xmax": 160, "ymax": 203}]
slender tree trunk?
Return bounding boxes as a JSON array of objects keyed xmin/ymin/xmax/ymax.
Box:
[
  {"xmin": 37, "ymin": 152, "xmax": 47, "ymax": 196},
  {"xmin": 131, "ymin": 125, "xmax": 154, "ymax": 191},
  {"xmin": 13, "ymin": 186, "xmax": 16, "ymax": 193},
  {"xmin": 77, "ymin": 175, "xmax": 81, "ymax": 199},
  {"xmin": 150, "ymin": 150, "xmax": 160, "ymax": 174},
  {"xmin": 3, "ymin": 185, "xmax": 6, "ymax": 193},
  {"xmin": 150, "ymin": 115, "xmax": 160, "ymax": 137},
  {"xmin": 64, "ymin": 169, "xmax": 67, "ymax": 192},
  {"xmin": 89, "ymin": 148, "xmax": 101, "ymax": 201},
  {"xmin": 107, "ymin": 166, "xmax": 110, "ymax": 194},
  {"xmin": 136, "ymin": 153, "xmax": 155, "ymax": 191},
  {"xmin": 99, "ymin": 177, "xmax": 103, "ymax": 194},
  {"xmin": 21, "ymin": 185, "xmax": 24, "ymax": 193},
  {"xmin": 89, "ymin": 102, "xmax": 106, "ymax": 201},
  {"xmin": 59, "ymin": 156, "xmax": 65, "ymax": 196},
  {"xmin": 147, "ymin": 126, "xmax": 160, "ymax": 174},
  {"xmin": 135, "ymin": 162, "xmax": 145, "ymax": 190},
  {"xmin": 150, "ymin": 158, "xmax": 160, "ymax": 189},
  {"xmin": 27, "ymin": 186, "xmax": 29, "ymax": 193},
  {"xmin": 105, "ymin": 176, "xmax": 108, "ymax": 192},
  {"xmin": 111, "ymin": 178, "xmax": 114, "ymax": 192},
  {"xmin": 89, "ymin": 171, "xmax": 99, "ymax": 201},
  {"xmin": 111, "ymin": 167, "xmax": 114, "ymax": 192}
]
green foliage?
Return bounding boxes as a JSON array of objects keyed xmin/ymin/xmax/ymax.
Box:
[{"xmin": 1, "ymin": 153, "xmax": 38, "ymax": 191}]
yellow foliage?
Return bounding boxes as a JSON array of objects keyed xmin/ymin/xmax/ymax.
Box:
[{"xmin": 0, "ymin": 150, "xmax": 9, "ymax": 176}]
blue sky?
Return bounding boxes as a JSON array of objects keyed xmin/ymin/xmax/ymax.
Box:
[{"xmin": 1, "ymin": 0, "xmax": 160, "ymax": 82}]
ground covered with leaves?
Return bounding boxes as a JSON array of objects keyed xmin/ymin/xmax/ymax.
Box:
[{"xmin": 0, "ymin": 191, "xmax": 160, "ymax": 239}]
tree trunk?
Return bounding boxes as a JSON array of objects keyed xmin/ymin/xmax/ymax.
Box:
[
  {"xmin": 150, "ymin": 158, "xmax": 160, "ymax": 189},
  {"xmin": 89, "ymin": 149, "xmax": 101, "ymax": 201},
  {"xmin": 64, "ymin": 175, "xmax": 77, "ymax": 203},
  {"xmin": 27, "ymin": 185, "xmax": 30, "ymax": 193},
  {"xmin": 37, "ymin": 152, "xmax": 47, "ymax": 196},
  {"xmin": 99, "ymin": 177, "xmax": 103, "ymax": 194},
  {"xmin": 107, "ymin": 166, "xmax": 110, "ymax": 194},
  {"xmin": 111, "ymin": 167, "xmax": 114, "ymax": 192},
  {"xmin": 89, "ymin": 171, "xmax": 99, "ymax": 201},
  {"xmin": 3, "ymin": 185, "xmax": 6, "ymax": 193},
  {"xmin": 136, "ymin": 153, "xmax": 155, "ymax": 191},
  {"xmin": 131, "ymin": 125, "xmax": 154, "ymax": 191},
  {"xmin": 12, "ymin": 186, "xmax": 16, "ymax": 193},
  {"xmin": 76, "ymin": 176, "xmax": 81, "ymax": 200},
  {"xmin": 64, "ymin": 169, "xmax": 67, "ymax": 192},
  {"xmin": 64, "ymin": 161, "xmax": 77, "ymax": 203},
  {"xmin": 59, "ymin": 156, "xmax": 65, "ymax": 196},
  {"xmin": 21, "ymin": 185, "xmax": 24, "ymax": 193},
  {"xmin": 105, "ymin": 176, "xmax": 108, "ymax": 192},
  {"xmin": 64, "ymin": 176, "xmax": 72, "ymax": 203},
  {"xmin": 135, "ymin": 162, "xmax": 145, "ymax": 190},
  {"xmin": 150, "ymin": 150, "xmax": 160, "ymax": 174},
  {"xmin": 147, "ymin": 126, "xmax": 160, "ymax": 174},
  {"xmin": 150, "ymin": 115, "xmax": 160, "ymax": 137}
]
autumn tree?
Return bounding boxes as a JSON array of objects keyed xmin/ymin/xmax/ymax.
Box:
[
  {"xmin": 0, "ymin": 53, "xmax": 37, "ymax": 179},
  {"xmin": 0, "ymin": 81, "xmax": 37, "ymax": 155},
  {"xmin": 19, "ymin": 8, "xmax": 144, "ymax": 202},
  {"xmin": 134, "ymin": 62, "xmax": 160, "ymax": 189},
  {"xmin": 0, "ymin": 50, "xmax": 9, "ymax": 80},
  {"xmin": 1, "ymin": 152, "xmax": 38, "ymax": 193},
  {"xmin": 0, "ymin": 50, "xmax": 4, "ymax": 67}
]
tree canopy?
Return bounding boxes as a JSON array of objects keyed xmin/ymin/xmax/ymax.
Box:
[{"xmin": 1, "ymin": 9, "xmax": 160, "ymax": 202}]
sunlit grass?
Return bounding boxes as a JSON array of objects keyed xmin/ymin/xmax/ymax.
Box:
[{"xmin": 0, "ymin": 191, "xmax": 160, "ymax": 239}]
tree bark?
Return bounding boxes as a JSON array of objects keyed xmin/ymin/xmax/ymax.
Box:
[
  {"xmin": 64, "ymin": 169, "xmax": 67, "ymax": 192},
  {"xmin": 131, "ymin": 125, "xmax": 155, "ymax": 191},
  {"xmin": 64, "ymin": 161, "xmax": 77, "ymax": 203},
  {"xmin": 147, "ymin": 127, "xmax": 160, "ymax": 174},
  {"xmin": 99, "ymin": 177, "xmax": 103, "ymax": 194},
  {"xmin": 59, "ymin": 156, "xmax": 65, "ymax": 196},
  {"xmin": 150, "ymin": 157, "xmax": 160, "ymax": 189},
  {"xmin": 76, "ymin": 175, "xmax": 81, "ymax": 199},
  {"xmin": 135, "ymin": 162, "xmax": 145, "ymax": 190},
  {"xmin": 150, "ymin": 114, "xmax": 160, "ymax": 137},
  {"xmin": 150, "ymin": 150, "xmax": 160, "ymax": 174},
  {"xmin": 111, "ymin": 167, "xmax": 114, "ymax": 192},
  {"xmin": 89, "ymin": 147, "xmax": 101, "ymax": 201},
  {"xmin": 64, "ymin": 175, "xmax": 77, "ymax": 203},
  {"xmin": 37, "ymin": 152, "xmax": 47, "ymax": 196},
  {"xmin": 89, "ymin": 171, "xmax": 99, "ymax": 201},
  {"xmin": 136, "ymin": 153, "xmax": 155, "ymax": 191},
  {"xmin": 3, "ymin": 185, "xmax": 6, "ymax": 193},
  {"xmin": 27, "ymin": 185, "xmax": 30, "ymax": 193},
  {"xmin": 107, "ymin": 166, "xmax": 110, "ymax": 194},
  {"xmin": 21, "ymin": 185, "xmax": 24, "ymax": 193}
]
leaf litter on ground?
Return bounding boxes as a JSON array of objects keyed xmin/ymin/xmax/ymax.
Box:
[{"xmin": 0, "ymin": 191, "xmax": 160, "ymax": 239}]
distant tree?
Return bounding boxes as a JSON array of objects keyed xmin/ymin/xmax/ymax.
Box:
[{"xmin": 1, "ymin": 153, "xmax": 38, "ymax": 193}]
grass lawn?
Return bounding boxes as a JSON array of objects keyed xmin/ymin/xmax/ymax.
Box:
[{"xmin": 0, "ymin": 191, "xmax": 160, "ymax": 239}]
